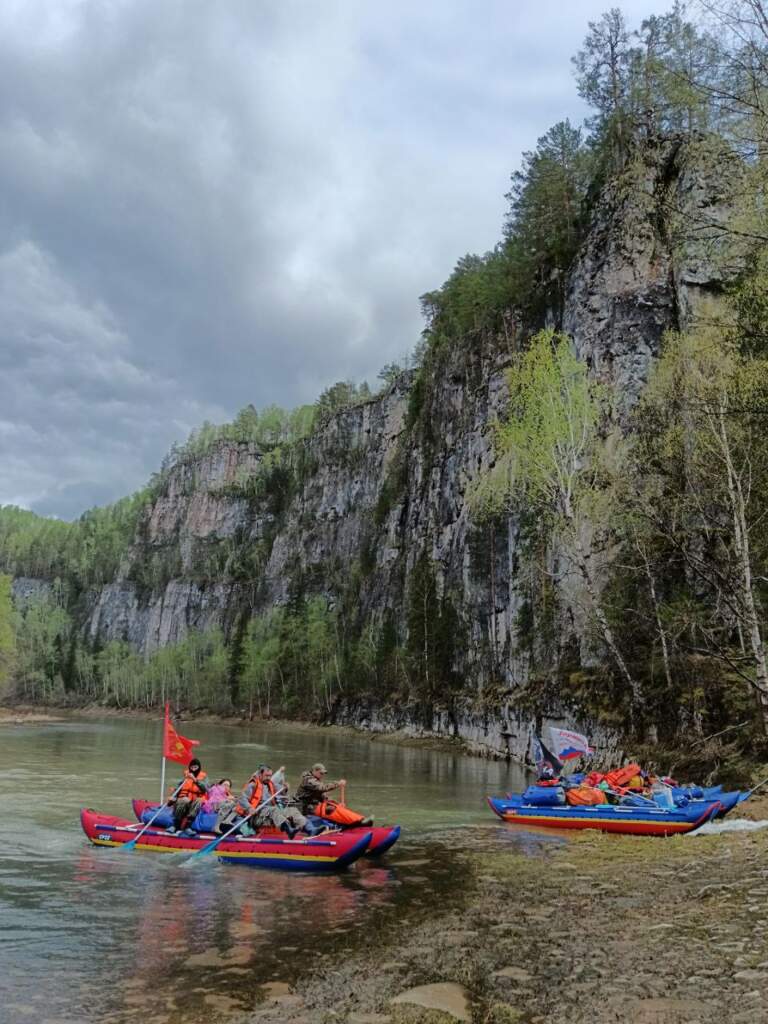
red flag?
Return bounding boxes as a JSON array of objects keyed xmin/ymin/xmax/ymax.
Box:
[{"xmin": 163, "ymin": 703, "xmax": 200, "ymax": 765}]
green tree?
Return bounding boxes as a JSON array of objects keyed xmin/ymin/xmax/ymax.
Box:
[
  {"xmin": 475, "ymin": 329, "xmax": 641, "ymax": 709},
  {"xmin": 0, "ymin": 574, "xmax": 16, "ymax": 694},
  {"xmin": 504, "ymin": 120, "xmax": 591, "ymax": 319},
  {"xmin": 631, "ymin": 325, "xmax": 768, "ymax": 731},
  {"xmin": 573, "ymin": 7, "xmax": 634, "ymax": 168}
]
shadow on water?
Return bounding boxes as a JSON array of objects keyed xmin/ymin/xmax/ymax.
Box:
[{"xmin": 0, "ymin": 715, "xmax": 546, "ymax": 1023}]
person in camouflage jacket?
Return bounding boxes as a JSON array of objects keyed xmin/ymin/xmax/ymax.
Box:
[{"xmin": 292, "ymin": 763, "xmax": 373, "ymax": 827}]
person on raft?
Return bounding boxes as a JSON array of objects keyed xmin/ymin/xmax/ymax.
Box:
[
  {"xmin": 536, "ymin": 761, "xmax": 560, "ymax": 784},
  {"xmin": 292, "ymin": 763, "xmax": 373, "ymax": 827},
  {"xmin": 168, "ymin": 757, "xmax": 210, "ymax": 834},
  {"xmin": 217, "ymin": 764, "xmax": 308, "ymax": 839},
  {"xmin": 201, "ymin": 778, "xmax": 232, "ymax": 813}
]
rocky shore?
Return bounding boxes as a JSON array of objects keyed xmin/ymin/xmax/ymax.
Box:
[{"xmin": 245, "ymin": 801, "xmax": 768, "ymax": 1024}]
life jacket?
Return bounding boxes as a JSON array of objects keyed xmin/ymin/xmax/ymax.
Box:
[
  {"xmin": 536, "ymin": 778, "xmax": 562, "ymax": 787},
  {"xmin": 237, "ymin": 777, "xmax": 276, "ymax": 816},
  {"xmin": 178, "ymin": 770, "xmax": 207, "ymax": 801},
  {"xmin": 315, "ymin": 800, "xmax": 366, "ymax": 827},
  {"xmin": 603, "ymin": 764, "xmax": 642, "ymax": 790}
]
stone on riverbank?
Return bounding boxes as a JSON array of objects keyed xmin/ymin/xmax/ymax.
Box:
[{"xmin": 390, "ymin": 982, "xmax": 471, "ymax": 1022}]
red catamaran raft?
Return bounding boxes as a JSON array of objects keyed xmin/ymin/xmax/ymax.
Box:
[
  {"xmin": 130, "ymin": 798, "xmax": 401, "ymax": 857},
  {"xmin": 80, "ymin": 808, "xmax": 374, "ymax": 871}
]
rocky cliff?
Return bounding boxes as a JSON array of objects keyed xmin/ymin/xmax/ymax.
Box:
[{"xmin": 13, "ymin": 137, "xmax": 740, "ymax": 758}]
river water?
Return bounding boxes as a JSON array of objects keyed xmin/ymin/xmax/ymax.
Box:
[{"xmin": 0, "ymin": 715, "xmax": 542, "ymax": 1024}]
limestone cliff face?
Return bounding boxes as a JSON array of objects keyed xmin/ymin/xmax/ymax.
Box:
[
  {"xmin": 564, "ymin": 137, "xmax": 740, "ymax": 416},
  {"xmin": 53, "ymin": 138, "xmax": 738, "ymax": 754}
]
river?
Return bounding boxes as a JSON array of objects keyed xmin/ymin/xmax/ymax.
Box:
[{"xmin": 0, "ymin": 714, "xmax": 541, "ymax": 1023}]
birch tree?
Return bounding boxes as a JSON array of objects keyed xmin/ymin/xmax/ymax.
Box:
[
  {"xmin": 635, "ymin": 326, "xmax": 768, "ymax": 731},
  {"xmin": 476, "ymin": 330, "xmax": 642, "ymax": 710}
]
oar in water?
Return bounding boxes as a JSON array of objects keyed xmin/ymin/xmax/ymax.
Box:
[
  {"xmin": 122, "ymin": 781, "xmax": 184, "ymax": 851},
  {"xmin": 182, "ymin": 784, "xmax": 287, "ymax": 864}
]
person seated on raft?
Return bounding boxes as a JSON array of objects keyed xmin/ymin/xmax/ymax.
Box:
[
  {"xmin": 536, "ymin": 761, "xmax": 561, "ymax": 785},
  {"xmin": 292, "ymin": 763, "xmax": 374, "ymax": 827},
  {"xmin": 168, "ymin": 757, "xmax": 210, "ymax": 835},
  {"xmin": 201, "ymin": 778, "xmax": 232, "ymax": 814},
  {"xmin": 217, "ymin": 764, "xmax": 308, "ymax": 839}
]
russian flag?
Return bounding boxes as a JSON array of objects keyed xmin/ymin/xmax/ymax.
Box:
[{"xmin": 547, "ymin": 727, "xmax": 593, "ymax": 763}]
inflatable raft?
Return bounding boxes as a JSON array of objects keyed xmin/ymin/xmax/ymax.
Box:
[
  {"xmin": 130, "ymin": 798, "xmax": 401, "ymax": 857},
  {"xmin": 487, "ymin": 794, "xmax": 722, "ymax": 835},
  {"xmin": 80, "ymin": 808, "xmax": 372, "ymax": 870}
]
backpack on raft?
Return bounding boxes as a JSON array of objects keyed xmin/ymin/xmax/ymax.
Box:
[
  {"xmin": 522, "ymin": 785, "xmax": 566, "ymax": 806},
  {"xmin": 565, "ymin": 785, "xmax": 608, "ymax": 806}
]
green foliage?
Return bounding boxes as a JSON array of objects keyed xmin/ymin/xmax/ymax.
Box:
[
  {"xmin": 374, "ymin": 448, "xmax": 408, "ymax": 527},
  {"xmin": 474, "ymin": 330, "xmax": 602, "ymax": 521},
  {"xmin": 0, "ymin": 490, "xmax": 152, "ymax": 589},
  {"xmin": 406, "ymin": 552, "xmax": 463, "ymax": 701},
  {"xmin": 733, "ymin": 247, "xmax": 768, "ymax": 357},
  {"xmin": 315, "ymin": 380, "xmax": 372, "ymax": 425},
  {"xmin": 377, "ymin": 363, "xmax": 404, "ymax": 389},
  {"xmin": 419, "ymin": 249, "xmax": 517, "ymax": 353},
  {"xmin": 0, "ymin": 574, "xmax": 15, "ymax": 694},
  {"xmin": 11, "ymin": 589, "xmax": 72, "ymax": 702},
  {"xmin": 174, "ymin": 401, "xmax": 316, "ymax": 462},
  {"xmin": 7, "ymin": 600, "xmax": 231, "ymax": 710},
  {"xmin": 503, "ymin": 120, "xmax": 593, "ymax": 319}
]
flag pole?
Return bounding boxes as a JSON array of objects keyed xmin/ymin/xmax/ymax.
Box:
[{"xmin": 160, "ymin": 702, "xmax": 169, "ymax": 804}]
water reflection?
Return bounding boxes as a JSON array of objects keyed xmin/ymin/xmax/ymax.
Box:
[{"xmin": 0, "ymin": 715, "xmax": 532, "ymax": 1023}]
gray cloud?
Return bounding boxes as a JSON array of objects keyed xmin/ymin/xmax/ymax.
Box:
[{"xmin": 0, "ymin": 0, "xmax": 671, "ymax": 517}]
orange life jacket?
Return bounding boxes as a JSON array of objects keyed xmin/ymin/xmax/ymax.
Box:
[
  {"xmin": 603, "ymin": 764, "xmax": 642, "ymax": 790},
  {"xmin": 315, "ymin": 800, "xmax": 366, "ymax": 826},
  {"xmin": 178, "ymin": 770, "xmax": 207, "ymax": 801},
  {"xmin": 237, "ymin": 777, "xmax": 276, "ymax": 815}
]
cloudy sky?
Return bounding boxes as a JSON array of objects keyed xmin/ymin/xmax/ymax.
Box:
[{"xmin": 0, "ymin": 0, "xmax": 672, "ymax": 519}]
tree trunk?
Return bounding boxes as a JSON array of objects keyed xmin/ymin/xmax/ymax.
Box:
[
  {"xmin": 564, "ymin": 495, "xmax": 643, "ymax": 714},
  {"xmin": 636, "ymin": 532, "xmax": 674, "ymax": 695},
  {"xmin": 717, "ymin": 403, "xmax": 768, "ymax": 733}
]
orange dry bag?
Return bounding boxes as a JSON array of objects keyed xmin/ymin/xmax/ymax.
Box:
[{"xmin": 565, "ymin": 785, "xmax": 608, "ymax": 806}]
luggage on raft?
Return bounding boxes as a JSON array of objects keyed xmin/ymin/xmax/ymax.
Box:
[
  {"xmin": 565, "ymin": 785, "xmax": 608, "ymax": 806},
  {"xmin": 140, "ymin": 806, "xmax": 174, "ymax": 829},
  {"xmin": 521, "ymin": 785, "xmax": 565, "ymax": 806},
  {"xmin": 139, "ymin": 807, "xmax": 329, "ymax": 836}
]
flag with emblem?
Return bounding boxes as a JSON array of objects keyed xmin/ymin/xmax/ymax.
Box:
[{"xmin": 162, "ymin": 703, "xmax": 200, "ymax": 765}]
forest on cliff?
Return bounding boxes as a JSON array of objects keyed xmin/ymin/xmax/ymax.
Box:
[{"xmin": 4, "ymin": 2, "xmax": 768, "ymax": 766}]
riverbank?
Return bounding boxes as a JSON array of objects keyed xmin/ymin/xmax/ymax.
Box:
[
  {"xmin": 245, "ymin": 815, "xmax": 768, "ymax": 1024},
  {"xmin": 0, "ymin": 705, "xmax": 66, "ymax": 724}
]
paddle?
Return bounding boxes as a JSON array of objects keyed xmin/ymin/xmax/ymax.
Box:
[
  {"xmin": 182, "ymin": 783, "xmax": 287, "ymax": 863},
  {"xmin": 744, "ymin": 773, "xmax": 768, "ymax": 800},
  {"xmin": 122, "ymin": 781, "xmax": 185, "ymax": 851}
]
